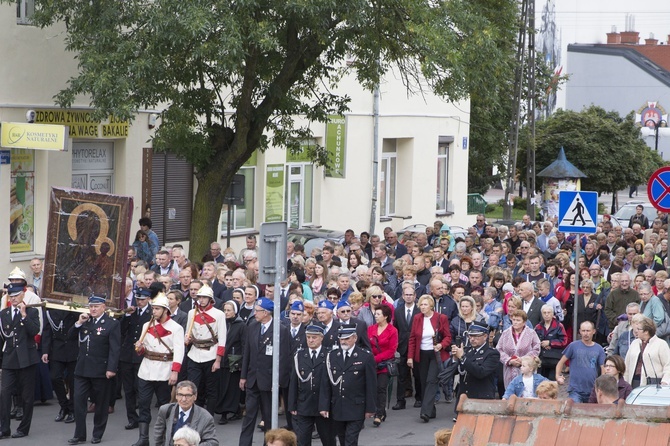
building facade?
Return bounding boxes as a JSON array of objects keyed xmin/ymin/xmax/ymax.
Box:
[{"xmin": 0, "ymin": 2, "xmax": 471, "ymax": 278}]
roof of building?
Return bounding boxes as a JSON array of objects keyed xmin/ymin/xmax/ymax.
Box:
[
  {"xmin": 537, "ymin": 146, "xmax": 586, "ymax": 178},
  {"xmin": 451, "ymin": 395, "xmax": 670, "ymax": 445},
  {"xmin": 568, "ymin": 43, "xmax": 670, "ymax": 88}
]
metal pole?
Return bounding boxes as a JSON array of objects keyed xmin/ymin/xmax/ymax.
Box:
[
  {"xmin": 656, "ymin": 124, "xmax": 660, "ymax": 152},
  {"xmin": 271, "ymin": 239, "xmax": 284, "ymax": 429},
  {"xmin": 226, "ymin": 197, "xmax": 232, "ymax": 248},
  {"xmin": 573, "ymin": 238, "xmax": 580, "ymax": 341},
  {"xmin": 369, "ymin": 84, "xmax": 380, "ymax": 235}
]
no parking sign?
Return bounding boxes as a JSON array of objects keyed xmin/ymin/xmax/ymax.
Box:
[{"xmin": 648, "ymin": 166, "xmax": 670, "ymax": 212}]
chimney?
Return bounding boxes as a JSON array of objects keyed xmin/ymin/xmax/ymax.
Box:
[
  {"xmin": 646, "ymin": 32, "xmax": 658, "ymax": 45},
  {"xmin": 607, "ymin": 32, "xmax": 621, "ymax": 44},
  {"xmin": 620, "ymin": 31, "xmax": 639, "ymax": 44}
]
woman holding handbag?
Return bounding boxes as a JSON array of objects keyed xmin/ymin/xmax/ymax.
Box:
[
  {"xmin": 368, "ymin": 305, "xmax": 398, "ymax": 427},
  {"xmin": 408, "ymin": 295, "xmax": 451, "ymax": 423}
]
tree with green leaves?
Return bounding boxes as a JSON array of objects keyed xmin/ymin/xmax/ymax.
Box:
[
  {"xmin": 519, "ymin": 105, "xmax": 665, "ymax": 200},
  {"xmin": 21, "ymin": 0, "xmax": 513, "ymax": 256}
]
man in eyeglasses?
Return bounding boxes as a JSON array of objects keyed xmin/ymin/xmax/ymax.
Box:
[
  {"xmin": 154, "ymin": 380, "xmax": 217, "ymax": 446},
  {"xmin": 472, "ymin": 214, "xmax": 487, "ymax": 237},
  {"xmin": 335, "ymin": 301, "xmax": 370, "ymax": 350}
]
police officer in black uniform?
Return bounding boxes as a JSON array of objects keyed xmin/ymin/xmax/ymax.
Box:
[
  {"xmin": 68, "ymin": 295, "xmax": 121, "ymax": 445},
  {"xmin": 42, "ymin": 308, "xmax": 80, "ymax": 423},
  {"xmin": 319, "ymin": 326, "xmax": 376, "ymax": 446},
  {"xmin": 288, "ymin": 324, "xmax": 335, "ymax": 446},
  {"xmin": 0, "ymin": 283, "xmax": 41, "ymax": 439},
  {"xmin": 451, "ymin": 320, "xmax": 500, "ymax": 402},
  {"xmin": 284, "ymin": 301, "xmax": 307, "ymax": 354},
  {"xmin": 119, "ymin": 287, "xmax": 153, "ymax": 430}
]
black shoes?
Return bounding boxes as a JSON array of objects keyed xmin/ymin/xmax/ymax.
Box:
[
  {"xmin": 0, "ymin": 432, "xmax": 10, "ymax": 440},
  {"xmin": 67, "ymin": 438, "xmax": 86, "ymax": 445},
  {"xmin": 55, "ymin": 409, "xmax": 67, "ymax": 422},
  {"xmin": 413, "ymin": 400, "xmax": 422, "ymax": 408},
  {"xmin": 218, "ymin": 415, "xmax": 228, "ymax": 425},
  {"xmin": 15, "ymin": 409, "xmax": 23, "ymax": 421},
  {"xmin": 91, "ymin": 438, "xmax": 102, "ymax": 444},
  {"xmin": 11, "ymin": 432, "xmax": 27, "ymax": 438},
  {"xmin": 125, "ymin": 422, "xmax": 139, "ymax": 430},
  {"xmin": 392, "ymin": 401, "xmax": 406, "ymax": 410},
  {"xmin": 420, "ymin": 413, "xmax": 430, "ymax": 423},
  {"xmin": 64, "ymin": 413, "xmax": 75, "ymax": 424}
]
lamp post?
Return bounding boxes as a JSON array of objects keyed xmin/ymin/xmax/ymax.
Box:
[{"xmin": 645, "ymin": 118, "xmax": 667, "ymax": 151}]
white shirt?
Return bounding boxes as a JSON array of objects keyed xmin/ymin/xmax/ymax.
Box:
[{"xmin": 420, "ymin": 316, "xmax": 435, "ymax": 350}]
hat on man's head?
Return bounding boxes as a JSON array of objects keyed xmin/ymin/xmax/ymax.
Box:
[
  {"xmin": 318, "ymin": 300, "xmax": 334, "ymax": 311},
  {"xmin": 8, "ymin": 267, "xmax": 26, "ymax": 282},
  {"xmin": 336, "ymin": 300, "xmax": 351, "ymax": 310},
  {"xmin": 7, "ymin": 283, "xmax": 24, "ymax": 296},
  {"xmin": 196, "ymin": 285, "xmax": 214, "ymax": 299},
  {"xmin": 305, "ymin": 324, "xmax": 325, "ymax": 336},
  {"xmin": 337, "ymin": 325, "xmax": 357, "ymax": 339},
  {"xmin": 467, "ymin": 320, "xmax": 489, "ymax": 336},
  {"xmin": 88, "ymin": 295, "xmax": 106, "ymax": 305},
  {"xmin": 152, "ymin": 293, "xmax": 171, "ymax": 313},
  {"xmin": 290, "ymin": 301, "xmax": 304, "ymax": 313},
  {"xmin": 135, "ymin": 287, "xmax": 152, "ymax": 298},
  {"xmin": 256, "ymin": 297, "xmax": 274, "ymax": 312}
]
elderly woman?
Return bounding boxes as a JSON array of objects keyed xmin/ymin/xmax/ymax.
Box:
[
  {"xmin": 408, "ymin": 295, "xmax": 451, "ymax": 423},
  {"xmin": 368, "ymin": 305, "xmax": 398, "ymax": 427},
  {"xmin": 216, "ymin": 300, "xmax": 245, "ymax": 424},
  {"xmin": 588, "ymin": 355, "xmax": 632, "ymax": 403},
  {"xmin": 173, "ymin": 426, "xmax": 201, "ymax": 446},
  {"xmin": 534, "ymin": 304, "xmax": 568, "ymax": 380},
  {"xmin": 624, "ymin": 315, "xmax": 670, "ymax": 388},
  {"xmin": 565, "ymin": 279, "xmax": 599, "ymax": 334},
  {"xmin": 497, "ymin": 309, "xmax": 541, "ymax": 387}
]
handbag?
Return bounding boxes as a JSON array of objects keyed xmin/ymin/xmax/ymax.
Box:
[
  {"xmin": 384, "ymin": 359, "xmax": 399, "ymax": 377},
  {"xmin": 228, "ymin": 354, "xmax": 242, "ymax": 373}
]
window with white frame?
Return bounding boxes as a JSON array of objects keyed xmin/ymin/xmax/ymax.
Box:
[
  {"xmin": 380, "ymin": 140, "xmax": 397, "ymax": 218},
  {"xmin": 17, "ymin": 0, "xmax": 34, "ymax": 25},
  {"xmin": 220, "ymin": 167, "xmax": 255, "ymax": 232},
  {"xmin": 284, "ymin": 164, "xmax": 313, "ymax": 229},
  {"xmin": 436, "ymin": 142, "xmax": 450, "ymax": 212}
]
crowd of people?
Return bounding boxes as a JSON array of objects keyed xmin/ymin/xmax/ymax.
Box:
[{"xmin": 3, "ymin": 208, "xmax": 670, "ymax": 444}]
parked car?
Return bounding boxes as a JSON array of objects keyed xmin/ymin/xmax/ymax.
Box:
[
  {"xmin": 287, "ymin": 228, "xmax": 345, "ymax": 255},
  {"xmin": 399, "ymin": 223, "xmax": 468, "ymax": 242},
  {"xmin": 625, "ymin": 385, "xmax": 670, "ymax": 406},
  {"xmin": 613, "ymin": 201, "xmax": 657, "ymax": 225}
]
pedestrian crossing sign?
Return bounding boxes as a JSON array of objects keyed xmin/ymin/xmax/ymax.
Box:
[{"xmin": 558, "ymin": 191, "xmax": 597, "ymax": 234}]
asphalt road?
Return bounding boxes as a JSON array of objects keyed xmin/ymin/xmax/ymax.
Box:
[{"xmin": 9, "ymin": 383, "xmax": 454, "ymax": 445}]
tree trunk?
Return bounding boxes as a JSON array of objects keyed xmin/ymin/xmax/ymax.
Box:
[{"xmin": 189, "ymin": 168, "xmax": 235, "ymax": 262}]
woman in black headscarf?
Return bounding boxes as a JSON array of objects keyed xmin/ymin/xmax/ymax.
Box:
[{"xmin": 216, "ymin": 300, "xmax": 245, "ymax": 424}]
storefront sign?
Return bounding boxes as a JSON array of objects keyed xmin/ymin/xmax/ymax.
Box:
[
  {"xmin": 1, "ymin": 122, "xmax": 68, "ymax": 151},
  {"xmin": 325, "ymin": 115, "xmax": 346, "ymax": 178},
  {"xmin": 35, "ymin": 109, "xmax": 129, "ymax": 139},
  {"xmin": 265, "ymin": 164, "xmax": 285, "ymax": 222},
  {"xmin": 10, "ymin": 149, "xmax": 35, "ymax": 253},
  {"xmin": 72, "ymin": 142, "xmax": 114, "ymax": 171}
]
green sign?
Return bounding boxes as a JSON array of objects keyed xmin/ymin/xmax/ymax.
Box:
[
  {"xmin": 265, "ymin": 164, "xmax": 285, "ymax": 222},
  {"xmin": 325, "ymin": 115, "xmax": 346, "ymax": 178},
  {"xmin": 243, "ymin": 150, "xmax": 258, "ymax": 166},
  {"xmin": 287, "ymin": 140, "xmax": 315, "ymax": 163}
]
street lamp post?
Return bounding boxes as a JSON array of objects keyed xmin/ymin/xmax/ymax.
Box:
[{"xmin": 645, "ymin": 118, "xmax": 667, "ymax": 151}]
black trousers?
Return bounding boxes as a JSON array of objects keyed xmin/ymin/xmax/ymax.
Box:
[
  {"xmin": 188, "ymin": 359, "xmax": 220, "ymax": 414},
  {"xmin": 73, "ymin": 375, "xmax": 113, "ymax": 440},
  {"xmin": 332, "ymin": 419, "xmax": 365, "ymax": 446},
  {"xmin": 396, "ymin": 354, "xmax": 421, "ymax": 402},
  {"xmin": 293, "ymin": 414, "xmax": 335, "ymax": 446},
  {"xmin": 50, "ymin": 360, "xmax": 76, "ymax": 412},
  {"xmin": 375, "ymin": 372, "xmax": 389, "ymax": 417},
  {"xmin": 137, "ymin": 378, "xmax": 171, "ymax": 424},
  {"xmin": 120, "ymin": 361, "xmax": 141, "ymax": 424},
  {"xmin": 0, "ymin": 364, "xmax": 36, "ymax": 435},
  {"xmin": 239, "ymin": 383, "xmax": 272, "ymax": 446},
  {"xmin": 418, "ymin": 350, "xmax": 438, "ymax": 418}
]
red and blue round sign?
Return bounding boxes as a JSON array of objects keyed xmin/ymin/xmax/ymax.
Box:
[{"xmin": 648, "ymin": 166, "xmax": 670, "ymax": 213}]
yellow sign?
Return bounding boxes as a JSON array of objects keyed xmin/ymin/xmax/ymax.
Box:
[
  {"xmin": 1, "ymin": 122, "xmax": 68, "ymax": 151},
  {"xmin": 35, "ymin": 109, "xmax": 129, "ymax": 139}
]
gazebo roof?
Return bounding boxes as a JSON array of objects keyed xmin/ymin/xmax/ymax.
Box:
[{"xmin": 537, "ymin": 147, "xmax": 587, "ymax": 178}]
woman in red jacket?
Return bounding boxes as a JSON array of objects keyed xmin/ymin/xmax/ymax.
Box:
[
  {"xmin": 408, "ymin": 295, "xmax": 451, "ymax": 423},
  {"xmin": 368, "ymin": 304, "xmax": 398, "ymax": 427}
]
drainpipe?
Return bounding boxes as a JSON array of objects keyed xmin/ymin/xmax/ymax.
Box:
[{"xmin": 370, "ymin": 84, "xmax": 380, "ymax": 234}]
